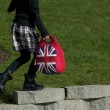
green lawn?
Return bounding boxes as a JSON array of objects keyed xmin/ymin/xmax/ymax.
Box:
[{"xmin": 0, "ymin": 0, "xmax": 110, "ymax": 103}]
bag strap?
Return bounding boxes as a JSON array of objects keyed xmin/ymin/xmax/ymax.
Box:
[{"xmin": 40, "ymin": 35, "xmax": 58, "ymax": 45}]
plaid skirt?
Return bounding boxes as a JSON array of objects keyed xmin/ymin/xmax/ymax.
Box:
[{"xmin": 12, "ymin": 23, "xmax": 39, "ymax": 53}]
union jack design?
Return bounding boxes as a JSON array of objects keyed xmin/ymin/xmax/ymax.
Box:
[{"xmin": 37, "ymin": 45, "xmax": 57, "ymax": 74}]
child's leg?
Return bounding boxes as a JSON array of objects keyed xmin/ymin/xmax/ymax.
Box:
[
  {"xmin": 23, "ymin": 53, "xmax": 44, "ymax": 91},
  {"xmin": 0, "ymin": 49, "xmax": 31, "ymax": 94}
]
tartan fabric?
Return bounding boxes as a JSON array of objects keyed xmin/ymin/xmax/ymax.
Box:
[{"xmin": 12, "ymin": 23, "xmax": 39, "ymax": 53}]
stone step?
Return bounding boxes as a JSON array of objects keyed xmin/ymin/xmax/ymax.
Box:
[
  {"xmin": 13, "ymin": 88, "xmax": 65, "ymax": 105},
  {"xmin": 65, "ymin": 85, "xmax": 110, "ymax": 100},
  {"xmin": 0, "ymin": 100, "xmax": 89, "ymax": 110},
  {"xmin": 0, "ymin": 104, "xmax": 44, "ymax": 110},
  {"xmin": 44, "ymin": 100, "xmax": 90, "ymax": 110},
  {"xmin": 91, "ymin": 97, "xmax": 110, "ymax": 110}
]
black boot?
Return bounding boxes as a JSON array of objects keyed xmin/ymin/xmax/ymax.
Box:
[
  {"xmin": 0, "ymin": 70, "xmax": 12, "ymax": 94},
  {"xmin": 23, "ymin": 74, "xmax": 44, "ymax": 91}
]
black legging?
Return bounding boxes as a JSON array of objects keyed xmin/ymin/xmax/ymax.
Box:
[{"xmin": 5, "ymin": 50, "xmax": 38, "ymax": 76}]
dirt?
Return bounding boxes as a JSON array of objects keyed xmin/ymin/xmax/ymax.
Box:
[{"xmin": 0, "ymin": 50, "xmax": 8, "ymax": 63}]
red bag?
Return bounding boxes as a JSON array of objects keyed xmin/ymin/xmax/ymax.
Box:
[{"xmin": 34, "ymin": 36, "xmax": 66, "ymax": 74}]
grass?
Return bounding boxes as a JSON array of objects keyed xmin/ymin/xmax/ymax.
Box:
[{"xmin": 0, "ymin": 0, "xmax": 110, "ymax": 103}]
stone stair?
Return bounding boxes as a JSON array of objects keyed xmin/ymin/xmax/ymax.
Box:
[{"xmin": 0, "ymin": 85, "xmax": 110, "ymax": 110}]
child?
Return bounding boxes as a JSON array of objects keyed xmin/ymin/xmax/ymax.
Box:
[{"xmin": 0, "ymin": 0, "xmax": 49, "ymax": 94}]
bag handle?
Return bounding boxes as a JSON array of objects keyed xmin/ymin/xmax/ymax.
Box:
[{"xmin": 40, "ymin": 35, "xmax": 58, "ymax": 44}]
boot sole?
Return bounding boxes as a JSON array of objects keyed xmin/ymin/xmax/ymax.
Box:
[{"xmin": 23, "ymin": 87, "xmax": 44, "ymax": 91}]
